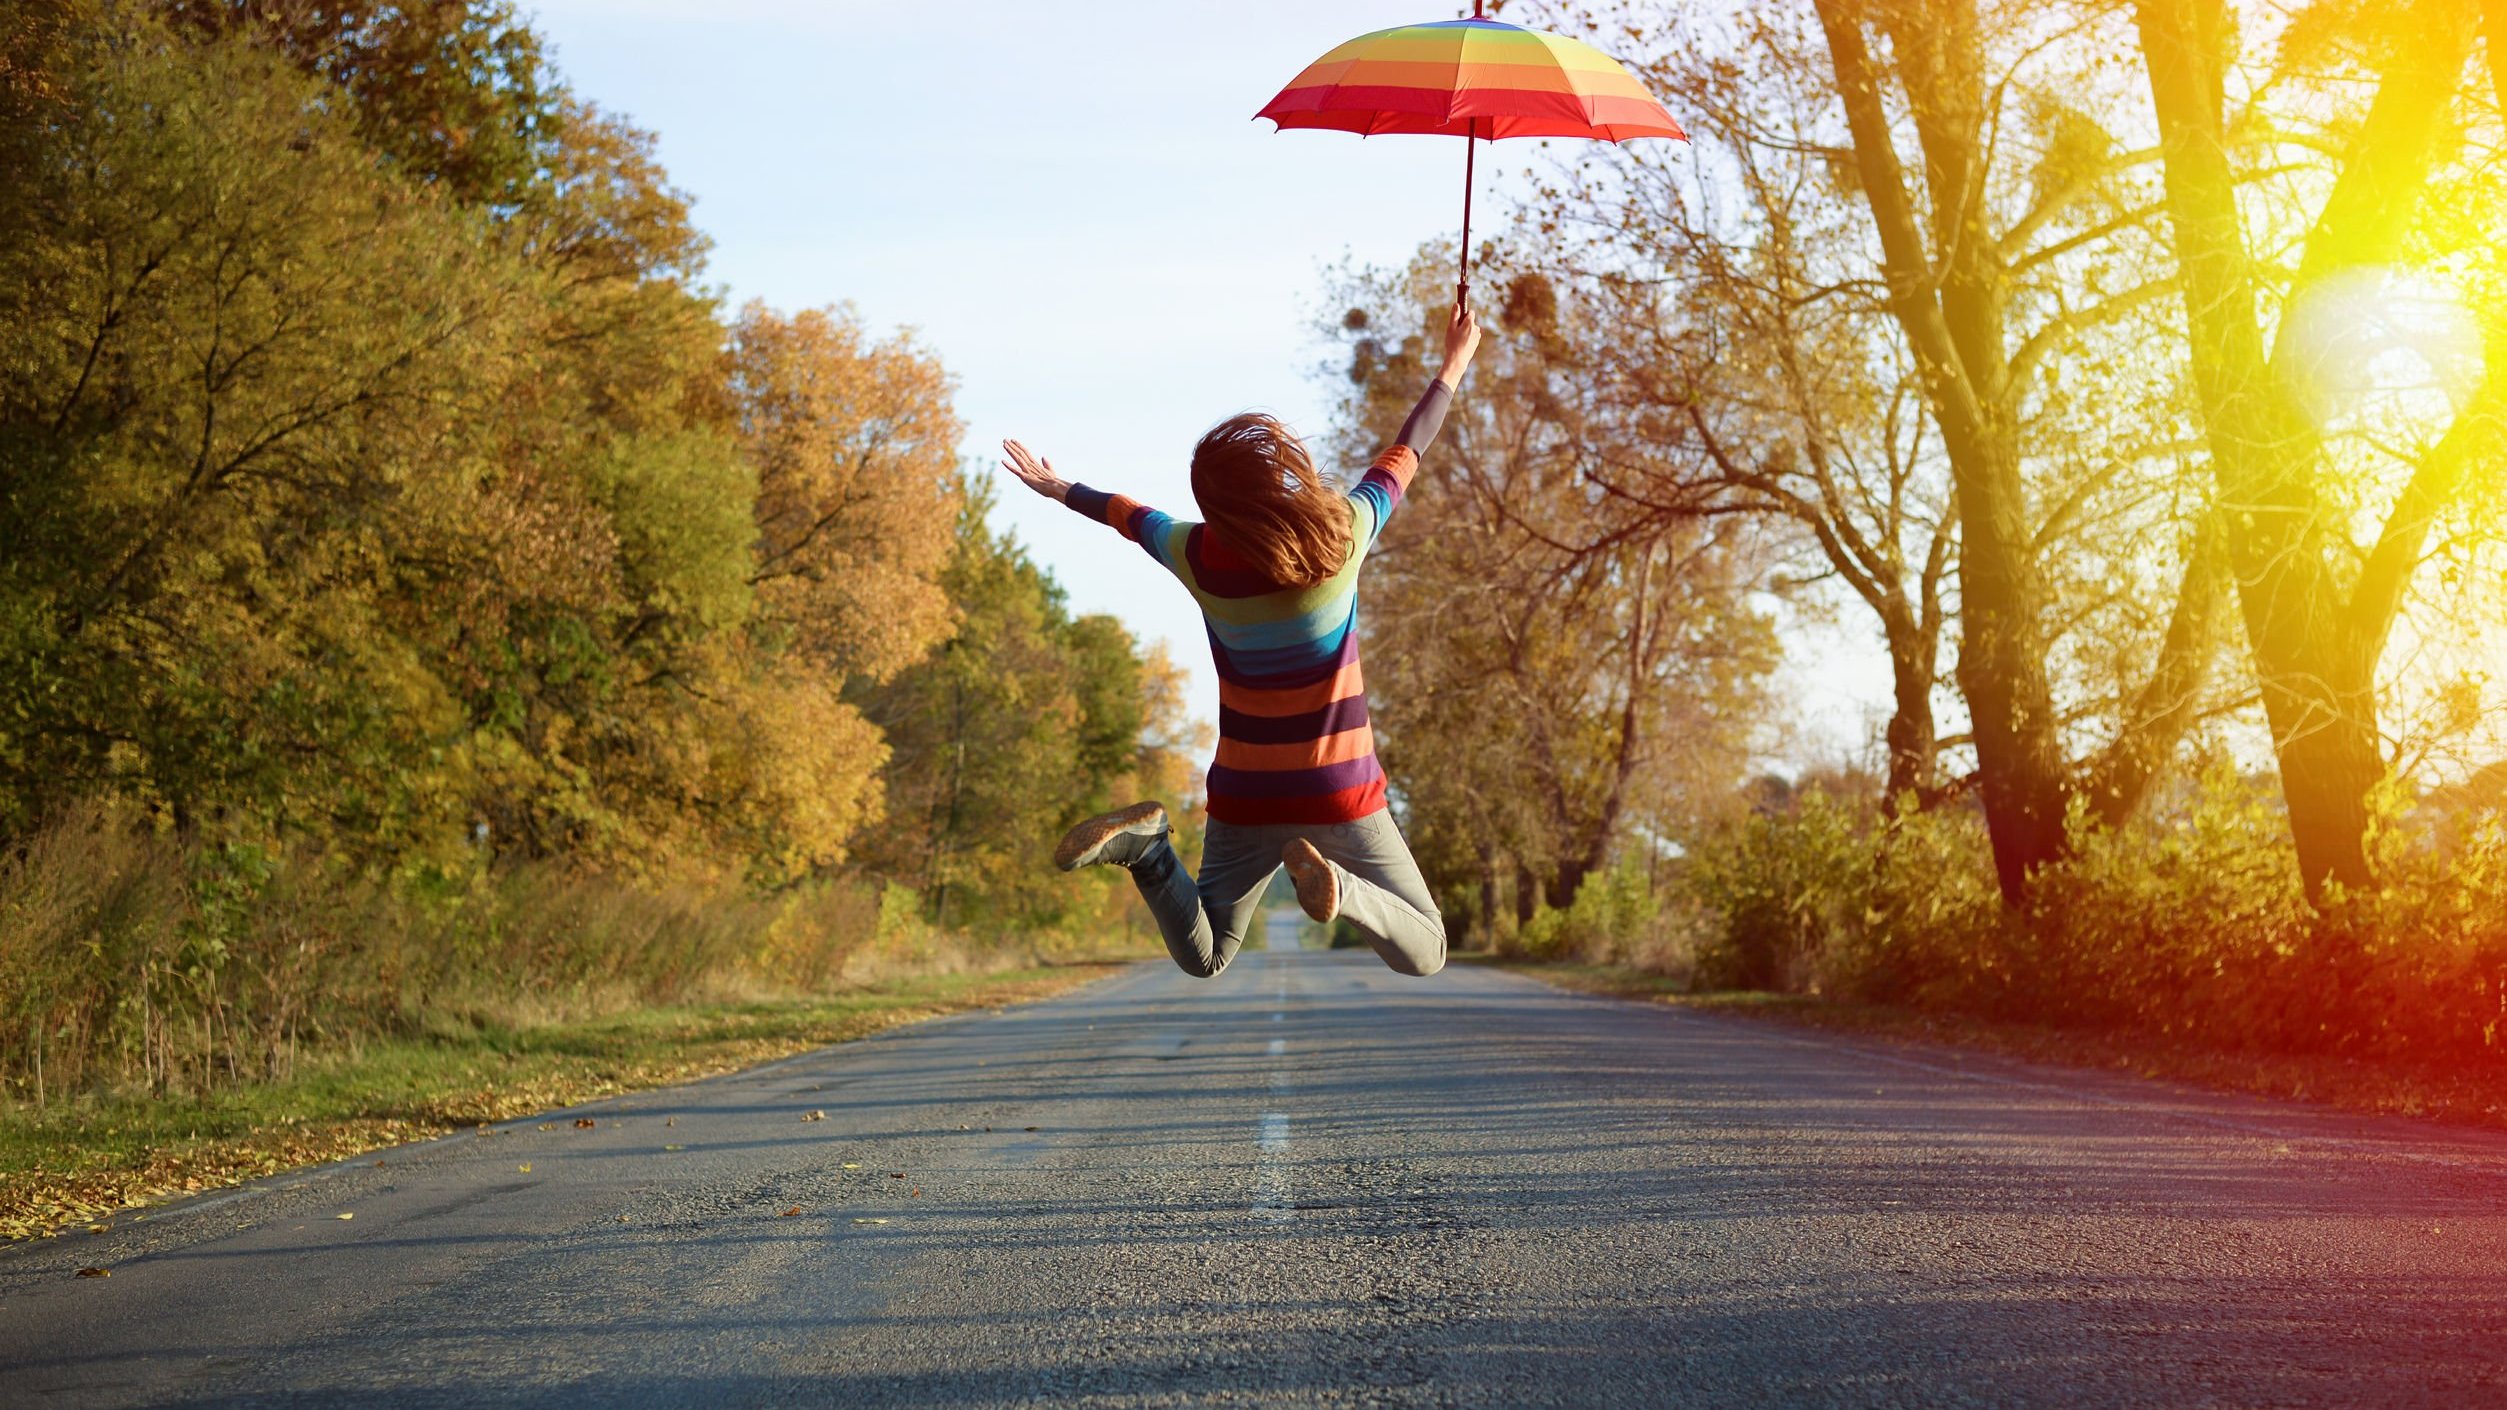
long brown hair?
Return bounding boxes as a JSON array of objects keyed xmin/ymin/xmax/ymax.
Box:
[{"xmin": 1190, "ymin": 413, "xmax": 1352, "ymax": 588}]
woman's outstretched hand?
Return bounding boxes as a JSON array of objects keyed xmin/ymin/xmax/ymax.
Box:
[
  {"xmin": 1000, "ymin": 439, "xmax": 1070, "ymax": 504},
  {"xmin": 1439, "ymin": 304, "xmax": 1482, "ymax": 386}
]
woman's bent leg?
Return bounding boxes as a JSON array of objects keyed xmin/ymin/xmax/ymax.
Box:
[
  {"xmin": 1133, "ymin": 820, "xmax": 1275, "ymax": 978},
  {"xmin": 1311, "ymin": 812, "xmax": 1447, "ymax": 977}
]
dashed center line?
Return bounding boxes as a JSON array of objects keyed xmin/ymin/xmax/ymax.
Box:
[{"xmin": 1254, "ymin": 1006, "xmax": 1291, "ymax": 1220}]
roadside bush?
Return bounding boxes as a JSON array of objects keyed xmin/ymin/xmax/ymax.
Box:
[
  {"xmin": 1505, "ymin": 859, "xmax": 1674, "ymax": 965},
  {"xmin": 1667, "ymin": 764, "xmax": 2507, "ymax": 1066},
  {"xmin": 1685, "ymin": 789, "xmax": 1865, "ymax": 991}
]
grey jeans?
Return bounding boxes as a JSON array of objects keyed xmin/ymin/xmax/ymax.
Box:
[{"xmin": 1128, "ymin": 811, "xmax": 1446, "ymax": 979}]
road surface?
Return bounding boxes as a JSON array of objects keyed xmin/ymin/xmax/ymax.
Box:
[{"xmin": 4, "ymin": 922, "xmax": 2505, "ymax": 1407}]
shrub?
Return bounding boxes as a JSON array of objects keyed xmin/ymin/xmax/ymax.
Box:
[
  {"xmin": 1507, "ymin": 858, "xmax": 1678, "ymax": 966},
  {"xmin": 1686, "ymin": 789, "xmax": 1866, "ymax": 991},
  {"xmin": 1666, "ymin": 762, "xmax": 2507, "ymax": 1067}
]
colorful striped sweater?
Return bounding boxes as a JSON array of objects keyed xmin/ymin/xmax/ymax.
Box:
[{"xmin": 1064, "ymin": 381, "xmax": 1450, "ymax": 827}]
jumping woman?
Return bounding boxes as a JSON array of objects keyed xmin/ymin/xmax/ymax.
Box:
[{"xmin": 999, "ymin": 305, "xmax": 1482, "ymax": 980}]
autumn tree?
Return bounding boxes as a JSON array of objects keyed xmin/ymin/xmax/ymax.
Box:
[
  {"xmin": 1329, "ymin": 251, "xmax": 1779, "ymax": 929},
  {"xmin": 0, "ymin": 8, "xmax": 971, "ymax": 888},
  {"xmin": 1526, "ymin": 0, "xmax": 2250, "ymax": 904},
  {"xmin": 165, "ymin": 0, "xmax": 563, "ymax": 208},
  {"xmin": 854, "ymin": 479, "xmax": 1203, "ymax": 931},
  {"xmin": 0, "ymin": 17, "xmax": 536, "ymax": 848}
]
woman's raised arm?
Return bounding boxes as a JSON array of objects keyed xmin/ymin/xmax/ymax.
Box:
[{"xmin": 1394, "ymin": 305, "xmax": 1481, "ymax": 454}]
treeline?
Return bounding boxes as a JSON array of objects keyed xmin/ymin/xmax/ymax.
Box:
[
  {"xmin": 0, "ymin": 2, "xmax": 1191, "ymax": 1100},
  {"xmin": 1336, "ymin": 0, "xmax": 2507, "ymax": 1065}
]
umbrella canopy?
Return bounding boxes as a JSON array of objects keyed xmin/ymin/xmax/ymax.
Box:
[
  {"xmin": 1257, "ymin": 10, "xmax": 1685, "ymax": 308},
  {"xmin": 1257, "ymin": 17, "xmax": 1686, "ymax": 142}
]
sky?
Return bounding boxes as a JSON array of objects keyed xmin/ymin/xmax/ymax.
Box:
[{"xmin": 523, "ymin": 0, "xmax": 1893, "ymax": 763}]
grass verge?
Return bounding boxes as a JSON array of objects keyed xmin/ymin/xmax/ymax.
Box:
[
  {"xmin": 1476, "ymin": 958, "xmax": 2507, "ymax": 1133},
  {"xmin": 0, "ymin": 963, "xmax": 1122, "ymax": 1243}
]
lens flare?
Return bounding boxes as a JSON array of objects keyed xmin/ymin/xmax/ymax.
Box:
[{"xmin": 2278, "ymin": 267, "xmax": 2485, "ymax": 430}]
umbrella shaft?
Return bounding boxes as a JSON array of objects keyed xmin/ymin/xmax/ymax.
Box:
[{"xmin": 1458, "ymin": 124, "xmax": 1476, "ymax": 310}]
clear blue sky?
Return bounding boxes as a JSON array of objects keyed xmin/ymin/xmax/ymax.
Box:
[{"xmin": 525, "ymin": 0, "xmax": 1888, "ymax": 762}]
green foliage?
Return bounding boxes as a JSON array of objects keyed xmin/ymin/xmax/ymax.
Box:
[
  {"xmin": 587, "ymin": 429, "xmax": 758, "ymax": 637},
  {"xmin": 1688, "ymin": 792, "xmax": 1867, "ymax": 991},
  {"xmin": 1510, "ymin": 858, "xmax": 1665, "ymax": 964}
]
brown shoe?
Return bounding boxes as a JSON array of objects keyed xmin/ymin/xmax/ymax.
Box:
[
  {"xmin": 1281, "ymin": 838, "xmax": 1339, "ymax": 923},
  {"xmin": 1054, "ymin": 801, "xmax": 1170, "ymax": 872}
]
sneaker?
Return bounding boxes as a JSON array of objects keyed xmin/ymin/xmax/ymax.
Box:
[
  {"xmin": 1054, "ymin": 801, "xmax": 1170, "ymax": 872},
  {"xmin": 1281, "ymin": 838, "xmax": 1339, "ymax": 923}
]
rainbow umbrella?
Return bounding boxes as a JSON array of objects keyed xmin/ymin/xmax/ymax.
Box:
[{"xmin": 1257, "ymin": 1, "xmax": 1686, "ymax": 309}]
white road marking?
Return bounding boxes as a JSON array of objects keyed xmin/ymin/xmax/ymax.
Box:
[
  {"xmin": 1254, "ymin": 993, "xmax": 1292, "ymax": 1220},
  {"xmin": 1252, "ymin": 1112, "xmax": 1291, "ymax": 1220}
]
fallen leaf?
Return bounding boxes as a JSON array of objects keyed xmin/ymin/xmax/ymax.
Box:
[
  {"xmin": 850, "ymin": 1217, "xmax": 889, "ymax": 1225},
  {"xmin": 574, "ymin": 1118, "xmax": 596, "ymax": 1129},
  {"xmin": 87, "ymin": 1224, "xmax": 108, "ymax": 1234},
  {"xmin": 518, "ymin": 1164, "xmax": 532, "ymax": 1173},
  {"xmin": 335, "ymin": 1212, "xmax": 354, "ymax": 1221},
  {"xmin": 665, "ymin": 1117, "xmax": 677, "ymax": 1127},
  {"xmin": 801, "ymin": 1110, "xmax": 825, "ymax": 1122},
  {"xmin": 840, "ymin": 1162, "xmax": 862, "ymax": 1169},
  {"xmin": 1023, "ymin": 1126, "xmax": 1041, "ymax": 1132},
  {"xmin": 373, "ymin": 1159, "xmax": 386, "ymax": 1167},
  {"xmin": 663, "ymin": 1144, "xmax": 685, "ymax": 1152},
  {"xmin": 910, "ymin": 1188, "xmax": 922, "ymax": 1198},
  {"xmin": 76, "ymin": 1267, "xmax": 108, "ymax": 1278},
  {"xmin": 539, "ymin": 1124, "xmax": 556, "ymax": 1132},
  {"xmin": 888, "ymin": 1172, "xmax": 906, "ymax": 1179},
  {"xmin": 780, "ymin": 1206, "xmax": 803, "ymax": 1218}
]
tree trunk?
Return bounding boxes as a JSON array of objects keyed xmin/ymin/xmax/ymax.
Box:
[
  {"xmin": 2084, "ymin": 513, "xmax": 2228, "ymax": 827},
  {"xmin": 1476, "ymin": 843, "xmax": 1501, "ymax": 947},
  {"xmin": 1880, "ymin": 612, "xmax": 1939, "ymax": 809},
  {"xmin": 2135, "ymin": 0, "xmax": 2475, "ymax": 897},
  {"xmin": 1814, "ymin": 0, "xmax": 2069, "ymax": 902},
  {"xmin": 2490, "ymin": 0, "xmax": 2507, "ymax": 113},
  {"xmin": 1551, "ymin": 857, "xmax": 1590, "ymax": 913}
]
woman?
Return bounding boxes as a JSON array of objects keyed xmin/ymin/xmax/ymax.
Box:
[{"xmin": 999, "ymin": 305, "xmax": 1480, "ymax": 980}]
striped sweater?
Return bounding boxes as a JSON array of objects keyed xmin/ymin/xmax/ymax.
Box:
[{"xmin": 1064, "ymin": 384, "xmax": 1448, "ymax": 826}]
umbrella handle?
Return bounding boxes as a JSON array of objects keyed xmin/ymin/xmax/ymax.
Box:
[{"xmin": 1456, "ymin": 119, "xmax": 1477, "ymax": 312}]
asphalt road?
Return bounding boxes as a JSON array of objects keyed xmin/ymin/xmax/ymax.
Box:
[{"xmin": 5, "ymin": 922, "xmax": 2506, "ymax": 1409}]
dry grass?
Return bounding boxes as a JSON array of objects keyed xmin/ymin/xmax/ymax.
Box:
[{"xmin": 0, "ymin": 963, "xmax": 1122, "ymax": 1242}]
